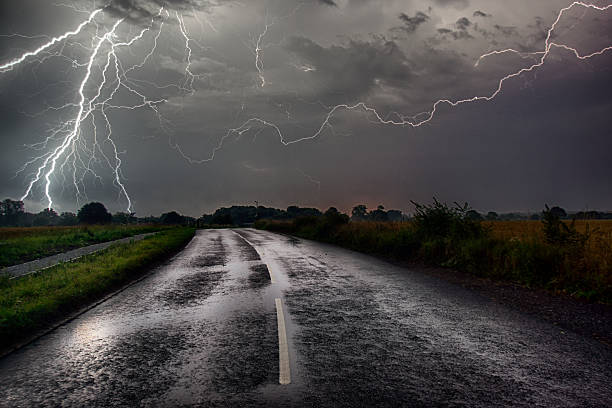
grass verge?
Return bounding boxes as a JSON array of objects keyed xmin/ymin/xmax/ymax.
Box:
[
  {"xmin": 0, "ymin": 227, "xmax": 195, "ymax": 352},
  {"xmin": 256, "ymin": 204, "xmax": 611, "ymax": 304},
  {"xmin": 0, "ymin": 224, "xmax": 169, "ymax": 268}
]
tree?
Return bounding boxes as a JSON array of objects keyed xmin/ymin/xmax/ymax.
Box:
[
  {"xmin": 324, "ymin": 207, "xmax": 349, "ymax": 225},
  {"xmin": 33, "ymin": 208, "xmax": 59, "ymax": 226},
  {"xmin": 59, "ymin": 212, "xmax": 78, "ymax": 226},
  {"xmin": 486, "ymin": 211, "xmax": 499, "ymax": 221},
  {"xmin": 351, "ymin": 204, "xmax": 367, "ymax": 221},
  {"xmin": 466, "ymin": 210, "xmax": 483, "ymax": 221},
  {"xmin": 113, "ymin": 212, "xmax": 137, "ymax": 224},
  {"xmin": 160, "ymin": 211, "xmax": 185, "ymax": 225},
  {"xmin": 548, "ymin": 206, "xmax": 567, "ymax": 219},
  {"xmin": 0, "ymin": 199, "xmax": 25, "ymax": 226},
  {"xmin": 78, "ymin": 202, "xmax": 112, "ymax": 224},
  {"xmin": 369, "ymin": 205, "xmax": 388, "ymax": 222},
  {"xmin": 212, "ymin": 212, "xmax": 233, "ymax": 225},
  {"xmin": 387, "ymin": 210, "xmax": 403, "ymax": 222}
]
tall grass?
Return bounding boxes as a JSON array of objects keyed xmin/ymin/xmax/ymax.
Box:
[
  {"xmin": 256, "ymin": 207, "xmax": 612, "ymax": 304},
  {"xmin": 0, "ymin": 224, "xmax": 168, "ymax": 268},
  {"xmin": 0, "ymin": 227, "xmax": 195, "ymax": 351}
]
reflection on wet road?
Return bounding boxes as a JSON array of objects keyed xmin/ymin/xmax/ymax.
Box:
[{"xmin": 1, "ymin": 229, "xmax": 611, "ymax": 407}]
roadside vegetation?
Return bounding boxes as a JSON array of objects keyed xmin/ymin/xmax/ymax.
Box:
[
  {"xmin": 0, "ymin": 227, "xmax": 195, "ymax": 352},
  {"xmin": 256, "ymin": 201, "xmax": 612, "ymax": 304},
  {"xmin": 0, "ymin": 224, "xmax": 169, "ymax": 268}
]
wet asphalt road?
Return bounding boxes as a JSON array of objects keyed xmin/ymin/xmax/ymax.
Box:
[{"xmin": 1, "ymin": 229, "xmax": 611, "ymax": 407}]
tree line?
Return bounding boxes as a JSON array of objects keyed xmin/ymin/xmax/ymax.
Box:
[
  {"xmin": 0, "ymin": 199, "xmax": 199, "ymax": 227},
  {"xmin": 2, "ymin": 197, "xmax": 610, "ymax": 228}
]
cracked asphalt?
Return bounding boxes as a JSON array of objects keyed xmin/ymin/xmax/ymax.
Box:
[{"xmin": 0, "ymin": 229, "xmax": 611, "ymax": 407}]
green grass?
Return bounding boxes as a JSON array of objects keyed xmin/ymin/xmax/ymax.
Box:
[
  {"xmin": 0, "ymin": 227, "xmax": 195, "ymax": 351},
  {"xmin": 256, "ymin": 215, "xmax": 612, "ymax": 304},
  {"xmin": 0, "ymin": 224, "xmax": 169, "ymax": 268}
]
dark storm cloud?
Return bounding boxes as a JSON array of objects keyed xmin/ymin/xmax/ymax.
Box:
[
  {"xmin": 456, "ymin": 17, "xmax": 471, "ymax": 30},
  {"xmin": 284, "ymin": 36, "xmax": 412, "ymax": 99},
  {"xmin": 1, "ymin": 0, "xmax": 611, "ymax": 215},
  {"xmin": 103, "ymin": 0, "xmax": 209, "ymax": 23},
  {"xmin": 494, "ymin": 24, "xmax": 518, "ymax": 37},
  {"xmin": 473, "ymin": 10, "xmax": 490, "ymax": 18},
  {"xmin": 435, "ymin": 17, "xmax": 473, "ymax": 40},
  {"xmin": 397, "ymin": 11, "xmax": 430, "ymax": 33}
]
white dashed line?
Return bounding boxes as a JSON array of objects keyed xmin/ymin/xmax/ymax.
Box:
[
  {"xmin": 232, "ymin": 230, "xmax": 276, "ymax": 283},
  {"xmin": 275, "ymin": 298, "xmax": 291, "ymax": 385}
]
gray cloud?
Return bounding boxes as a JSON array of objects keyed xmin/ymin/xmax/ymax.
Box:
[
  {"xmin": 432, "ymin": 0, "xmax": 469, "ymax": 10},
  {"xmin": 1, "ymin": 0, "xmax": 611, "ymax": 215},
  {"xmin": 456, "ymin": 17, "xmax": 471, "ymax": 30},
  {"xmin": 397, "ymin": 11, "xmax": 430, "ymax": 33},
  {"xmin": 473, "ymin": 10, "xmax": 490, "ymax": 18},
  {"xmin": 103, "ymin": 0, "xmax": 215, "ymax": 23},
  {"xmin": 284, "ymin": 36, "xmax": 412, "ymax": 100}
]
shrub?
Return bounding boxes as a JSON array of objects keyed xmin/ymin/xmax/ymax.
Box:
[{"xmin": 411, "ymin": 198, "xmax": 486, "ymax": 241}]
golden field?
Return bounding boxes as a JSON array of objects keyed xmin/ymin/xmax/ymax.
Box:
[{"xmin": 484, "ymin": 220, "xmax": 612, "ymax": 241}]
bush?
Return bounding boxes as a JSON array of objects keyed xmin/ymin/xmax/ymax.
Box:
[
  {"xmin": 411, "ymin": 198, "xmax": 486, "ymax": 241},
  {"xmin": 256, "ymin": 200, "xmax": 612, "ymax": 304}
]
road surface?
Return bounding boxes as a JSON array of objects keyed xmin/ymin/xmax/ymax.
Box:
[{"xmin": 0, "ymin": 229, "xmax": 610, "ymax": 407}]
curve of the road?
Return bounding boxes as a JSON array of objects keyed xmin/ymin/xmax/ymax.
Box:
[{"xmin": 0, "ymin": 229, "xmax": 610, "ymax": 407}]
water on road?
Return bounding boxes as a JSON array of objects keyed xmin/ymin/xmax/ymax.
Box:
[{"xmin": 0, "ymin": 229, "xmax": 610, "ymax": 407}]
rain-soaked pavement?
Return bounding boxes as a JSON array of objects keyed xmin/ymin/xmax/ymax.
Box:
[{"xmin": 1, "ymin": 229, "xmax": 611, "ymax": 407}]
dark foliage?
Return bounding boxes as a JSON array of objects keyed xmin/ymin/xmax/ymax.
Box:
[
  {"xmin": 77, "ymin": 202, "xmax": 112, "ymax": 224},
  {"xmin": 411, "ymin": 198, "xmax": 486, "ymax": 241},
  {"xmin": 160, "ymin": 211, "xmax": 186, "ymax": 225}
]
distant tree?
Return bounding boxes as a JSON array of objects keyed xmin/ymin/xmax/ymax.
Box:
[
  {"xmin": 548, "ymin": 206, "xmax": 567, "ymax": 219},
  {"xmin": 529, "ymin": 213, "xmax": 541, "ymax": 221},
  {"xmin": 160, "ymin": 211, "xmax": 185, "ymax": 225},
  {"xmin": 369, "ymin": 205, "xmax": 388, "ymax": 222},
  {"xmin": 351, "ymin": 204, "xmax": 368, "ymax": 221},
  {"xmin": 212, "ymin": 212, "xmax": 233, "ymax": 225},
  {"xmin": 486, "ymin": 211, "xmax": 499, "ymax": 221},
  {"xmin": 286, "ymin": 206, "xmax": 321, "ymax": 219},
  {"xmin": 59, "ymin": 212, "xmax": 79, "ymax": 226},
  {"xmin": 573, "ymin": 211, "xmax": 601, "ymax": 220},
  {"xmin": 33, "ymin": 208, "xmax": 59, "ymax": 226},
  {"xmin": 0, "ymin": 199, "xmax": 25, "ymax": 226},
  {"xmin": 78, "ymin": 202, "xmax": 112, "ymax": 224},
  {"xmin": 466, "ymin": 210, "xmax": 483, "ymax": 221},
  {"xmin": 324, "ymin": 207, "xmax": 349, "ymax": 225},
  {"xmin": 113, "ymin": 212, "xmax": 137, "ymax": 224},
  {"xmin": 387, "ymin": 210, "xmax": 404, "ymax": 222}
]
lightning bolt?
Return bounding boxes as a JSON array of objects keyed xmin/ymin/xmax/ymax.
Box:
[
  {"xmin": 0, "ymin": 9, "xmax": 102, "ymax": 72},
  {"xmin": 5, "ymin": 8, "xmax": 171, "ymax": 211},
  {"xmin": 253, "ymin": 15, "xmax": 271, "ymax": 87},
  {"xmin": 2, "ymin": 1, "xmax": 611, "ymax": 212},
  {"xmin": 193, "ymin": 1, "xmax": 612, "ymax": 162}
]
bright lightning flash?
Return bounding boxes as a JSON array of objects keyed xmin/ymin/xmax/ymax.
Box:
[
  {"xmin": 1, "ymin": 6, "xmax": 199, "ymax": 212},
  {"xmin": 1, "ymin": 1, "xmax": 611, "ymax": 211},
  {"xmin": 196, "ymin": 1, "xmax": 612, "ymax": 162}
]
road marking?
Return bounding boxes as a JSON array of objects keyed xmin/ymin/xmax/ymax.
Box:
[
  {"xmin": 232, "ymin": 230, "xmax": 276, "ymax": 283},
  {"xmin": 275, "ymin": 298, "xmax": 291, "ymax": 385}
]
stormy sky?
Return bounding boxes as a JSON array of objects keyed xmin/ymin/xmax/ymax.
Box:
[{"xmin": 0, "ymin": 0, "xmax": 611, "ymax": 216}]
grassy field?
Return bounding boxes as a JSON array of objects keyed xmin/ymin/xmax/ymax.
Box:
[
  {"xmin": 0, "ymin": 227, "xmax": 195, "ymax": 352},
  {"xmin": 257, "ymin": 215, "xmax": 612, "ymax": 304},
  {"xmin": 0, "ymin": 224, "xmax": 169, "ymax": 268}
]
